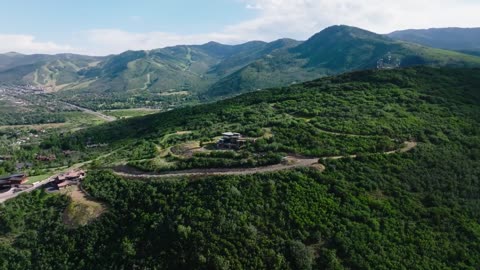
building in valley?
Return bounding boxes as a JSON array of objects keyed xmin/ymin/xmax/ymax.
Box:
[{"xmin": 0, "ymin": 173, "xmax": 28, "ymax": 188}]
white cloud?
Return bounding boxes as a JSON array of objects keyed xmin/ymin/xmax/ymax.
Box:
[
  {"xmin": 2, "ymin": 0, "xmax": 479, "ymax": 55},
  {"xmin": 129, "ymin": 16, "xmax": 143, "ymax": 23},
  {"xmin": 246, "ymin": 3, "xmax": 263, "ymax": 10},
  {"xmin": 82, "ymin": 0, "xmax": 480, "ymax": 55},
  {"xmin": 0, "ymin": 34, "xmax": 79, "ymax": 54},
  {"xmin": 236, "ymin": 0, "xmax": 480, "ymax": 39}
]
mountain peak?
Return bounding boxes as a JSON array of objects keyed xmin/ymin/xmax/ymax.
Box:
[
  {"xmin": 311, "ymin": 25, "xmax": 386, "ymax": 41},
  {"xmin": 3, "ymin": 51, "xmax": 23, "ymax": 57},
  {"xmin": 292, "ymin": 25, "xmax": 392, "ymax": 57}
]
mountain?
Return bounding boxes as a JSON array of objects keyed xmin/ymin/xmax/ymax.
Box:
[
  {"xmin": 388, "ymin": 27, "xmax": 480, "ymax": 53},
  {"xmin": 2, "ymin": 25, "xmax": 480, "ymax": 109},
  {"xmin": 0, "ymin": 53, "xmax": 104, "ymax": 90},
  {"xmin": 205, "ymin": 25, "xmax": 480, "ymax": 98},
  {"xmin": 2, "ymin": 67, "xmax": 480, "ymax": 269},
  {"xmin": 54, "ymin": 39, "xmax": 300, "ymax": 109}
]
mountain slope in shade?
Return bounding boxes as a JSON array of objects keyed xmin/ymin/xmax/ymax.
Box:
[{"xmin": 388, "ymin": 27, "xmax": 480, "ymax": 51}]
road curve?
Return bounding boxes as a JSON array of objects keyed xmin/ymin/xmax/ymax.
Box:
[
  {"xmin": 113, "ymin": 141, "xmax": 417, "ymax": 179},
  {"xmin": 113, "ymin": 156, "xmax": 323, "ymax": 179}
]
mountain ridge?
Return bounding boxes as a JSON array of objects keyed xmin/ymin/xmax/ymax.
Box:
[
  {"xmin": 2, "ymin": 25, "xmax": 480, "ymax": 109},
  {"xmin": 388, "ymin": 27, "xmax": 480, "ymax": 51}
]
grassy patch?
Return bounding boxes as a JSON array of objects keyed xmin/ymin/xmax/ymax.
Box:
[
  {"xmin": 102, "ymin": 108, "xmax": 161, "ymax": 119},
  {"xmin": 26, "ymin": 174, "xmax": 50, "ymax": 184}
]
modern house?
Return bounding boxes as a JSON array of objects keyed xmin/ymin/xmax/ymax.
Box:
[
  {"xmin": 36, "ymin": 154, "xmax": 56, "ymax": 161},
  {"xmin": 0, "ymin": 173, "xmax": 28, "ymax": 188},
  {"xmin": 217, "ymin": 132, "xmax": 248, "ymax": 149}
]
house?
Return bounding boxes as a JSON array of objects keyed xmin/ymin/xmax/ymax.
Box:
[
  {"xmin": 36, "ymin": 154, "xmax": 56, "ymax": 161},
  {"xmin": 0, "ymin": 173, "xmax": 28, "ymax": 188},
  {"xmin": 54, "ymin": 170, "xmax": 86, "ymax": 189},
  {"xmin": 217, "ymin": 132, "xmax": 248, "ymax": 149}
]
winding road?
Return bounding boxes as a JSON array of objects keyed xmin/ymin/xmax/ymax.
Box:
[{"xmin": 113, "ymin": 141, "xmax": 417, "ymax": 179}]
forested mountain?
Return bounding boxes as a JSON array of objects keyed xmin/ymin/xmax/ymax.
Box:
[
  {"xmin": 389, "ymin": 27, "xmax": 480, "ymax": 54},
  {"xmin": 201, "ymin": 25, "xmax": 480, "ymax": 98},
  {"xmin": 1, "ymin": 67, "xmax": 478, "ymax": 269},
  {"xmin": 0, "ymin": 53, "xmax": 103, "ymax": 90},
  {"xmin": 2, "ymin": 25, "xmax": 480, "ymax": 109}
]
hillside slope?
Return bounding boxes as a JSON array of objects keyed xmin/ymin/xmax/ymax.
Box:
[
  {"xmin": 2, "ymin": 67, "xmax": 479, "ymax": 269},
  {"xmin": 205, "ymin": 25, "xmax": 480, "ymax": 98},
  {"xmin": 0, "ymin": 53, "xmax": 103, "ymax": 91},
  {"xmin": 53, "ymin": 40, "xmax": 299, "ymax": 110}
]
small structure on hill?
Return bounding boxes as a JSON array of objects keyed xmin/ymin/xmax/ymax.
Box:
[
  {"xmin": 36, "ymin": 154, "xmax": 56, "ymax": 162},
  {"xmin": 0, "ymin": 173, "xmax": 28, "ymax": 188},
  {"xmin": 54, "ymin": 170, "xmax": 86, "ymax": 190},
  {"xmin": 217, "ymin": 132, "xmax": 248, "ymax": 149}
]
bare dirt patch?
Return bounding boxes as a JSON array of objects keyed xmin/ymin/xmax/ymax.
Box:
[{"xmin": 61, "ymin": 185, "xmax": 105, "ymax": 228}]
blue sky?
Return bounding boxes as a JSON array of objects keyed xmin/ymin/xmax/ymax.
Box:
[
  {"xmin": 0, "ymin": 0, "xmax": 479, "ymax": 55},
  {"xmin": 0, "ymin": 0, "xmax": 253, "ymax": 39}
]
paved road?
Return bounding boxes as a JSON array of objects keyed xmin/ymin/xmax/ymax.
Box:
[{"xmin": 61, "ymin": 101, "xmax": 116, "ymax": 122}]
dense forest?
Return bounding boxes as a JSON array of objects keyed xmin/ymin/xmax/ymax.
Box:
[{"xmin": 0, "ymin": 67, "xmax": 479, "ymax": 269}]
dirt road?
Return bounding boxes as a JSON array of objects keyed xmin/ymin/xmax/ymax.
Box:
[
  {"xmin": 324, "ymin": 141, "xmax": 417, "ymax": 160},
  {"xmin": 113, "ymin": 141, "xmax": 417, "ymax": 179},
  {"xmin": 113, "ymin": 156, "xmax": 323, "ymax": 179}
]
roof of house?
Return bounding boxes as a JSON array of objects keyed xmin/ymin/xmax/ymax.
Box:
[
  {"xmin": 0, "ymin": 173, "xmax": 27, "ymax": 181},
  {"xmin": 222, "ymin": 132, "xmax": 241, "ymax": 136},
  {"xmin": 57, "ymin": 170, "xmax": 85, "ymax": 181},
  {"xmin": 57, "ymin": 181, "xmax": 71, "ymax": 187}
]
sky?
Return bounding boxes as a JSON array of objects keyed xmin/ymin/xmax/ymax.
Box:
[{"xmin": 0, "ymin": 0, "xmax": 479, "ymax": 55}]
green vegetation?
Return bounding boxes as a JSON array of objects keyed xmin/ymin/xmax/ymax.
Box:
[
  {"xmin": 0, "ymin": 67, "xmax": 479, "ymax": 269},
  {"xmin": 204, "ymin": 25, "xmax": 480, "ymax": 98},
  {"xmin": 0, "ymin": 111, "xmax": 107, "ymax": 177},
  {"xmin": 129, "ymin": 150, "xmax": 284, "ymax": 172},
  {"xmin": 102, "ymin": 108, "xmax": 160, "ymax": 119},
  {"xmin": 55, "ymin": 67, "xmax": 478, "ymax": 171}
]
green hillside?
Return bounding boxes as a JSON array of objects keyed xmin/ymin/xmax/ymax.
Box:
[
  {"xmin": 52, "ymin": 40, "xmax": 299, "ymax": 110},
  {"xmin": 1, "ymin": 67, "xmax": 478, "ymax": 269},
  {"xmin": 205, "ymin": 25, "xmax": 480, "ymax": 98},
  {"xmin": 0, "ymin": 53, "xmax": 103, "ymax": 91}
]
